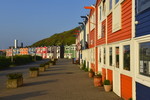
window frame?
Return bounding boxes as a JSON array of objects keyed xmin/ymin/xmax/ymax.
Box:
[
  {"xmin": 136, "ymin": 0, "xmax": 150, "ymax": 14},
  {"xmin": 112, "ymin": 0, "xmax": 121, "ymax": 32},
  {"xmin": 139, "ymin": 42, "xmax": 150, "ymax": 77},
  {"xmin": 98, "ymin": 4, "xmax": 102, "ymax": 39},
  {"xmin": 135, "ymin": 38, "xmax": 150, "ymax": 86},
  {"xmin": 104, "ymin": 47, "xmax": 106, "ymax": 65},
  {"xmin": 115, "ymin": 46, "xmax": 120, "ymax": 68},
  {"xmin": 109, "ymin": 47, "xmax": 113, "ymax": 66},
  {"xmin": 123, "ymin": 45, "xmax": 131, "ymax": 71}
]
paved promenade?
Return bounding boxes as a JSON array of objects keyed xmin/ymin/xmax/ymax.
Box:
[{"xmin": 0, "ymin": 59, "xmax": 123, "ymax": 100}]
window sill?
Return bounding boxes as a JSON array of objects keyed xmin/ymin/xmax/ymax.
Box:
[
  {"xmin": 107, "ymin": 10, "xmax": 112, "ymax": 16},
  {"xmin": 136, "ymin": 74, "xmax": 150, "ymax": 87},
  {"xmin": 112, "ymin": 27, "xmax": 121, "ymax": 33}
]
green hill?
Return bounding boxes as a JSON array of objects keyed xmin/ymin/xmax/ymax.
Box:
[{"xmin": 31, "ymin": 27, "xmax": 79, "ymax": 47}]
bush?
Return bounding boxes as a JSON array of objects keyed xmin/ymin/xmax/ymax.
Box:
[
  {"xmin": 81, "ymin": 60, "xmax": 86, "ymax": 70},
  {"xmin": 45, "ymin": 62, "xmax": 49, "ymax": 65},
  {"xmin": 39, "ymin": 64, "xmax": 45, "ymax": 67},
  {"xmin": 104, "ymin": 80, "xmax": 111, "ymax": 85},
  {"xmin": 94, "ymin": 72, "xmax": 102, "ymax": 78},
  {"xmin": 7, "ymin": 73, "xmax": 23, "ymax": 79},
  {"xmin": 35, "ymin": 56, "xmax": 42, "ymax": 61},
  {"xmin": 84, "ymin": 68, "xmax": 88, "ymax": 72},
  {"xmin": 29, "ymin": 67, "xmax": 39, "ymax": 71},
  {"xmin": 0, "ymin": 57, "xmax": 11, "ymax": 69},
  {"xmin": 13, "ymin": 55, "xmax": 33, "ymax": 65}
]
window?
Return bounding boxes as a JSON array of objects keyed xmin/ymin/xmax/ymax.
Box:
[
  {"xmin": 102, "ymin": 24, "xmax": 105, "ymax": 38},
  {"xmin": 139, "ymin": 42, "xmax": 150, "ymax": 76},
  {"xmin": 123, "ymin": 45, "xmax": 130, "ymax": 71},
  {"xmin": 109, "ymin": 0, "xmax": 112, "ymax": 10},
  {"xmin": 102, "ymin": 0, "xmax": 106, "ymax": 17},
  {"xmin": 115, "ymin": 47, "xmax": 119, "ymax": 68},
  {"xmin": 109, "ymin": 47, "xmax": 112, "ymax": 66},
  {"xmin": 115, "ymin": 0, "xmax": 119, "ymax": 4},
  {"xmin": 99, "ymin": 48, "xmax": 101, "ymax": 63},
  {"xmin": 136, "ymin": 0, "xmax": 150, "ymax": 14},
  {"xmin": 98, "ymin": 5, "xmax": 102, "ymax": 39},
  {"xmin": 90, "ymin": 12, "xmax": 96, "ymax": 31},
  {"xmin": 112, "ymin": 0, "xmax": 121, "ymax": 32},
  {"xmin": 104, "ymin": 48, "xmax": 106, "ymax": 64},
  {"xmin": 99, "ymin": 6, "xmax": 102, "ymax": 21}
]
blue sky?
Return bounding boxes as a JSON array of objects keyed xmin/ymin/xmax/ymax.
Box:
[{"xmin": 0, "ymin": 0, "xmax": 95, "ymax": 49}]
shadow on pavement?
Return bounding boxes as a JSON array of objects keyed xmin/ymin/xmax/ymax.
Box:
[
  {"xmin": 39, "ymin": 73, "xmax": 64, "ymax": 77},
  {"xmin": 0, "ymin": 90, "xmax": 47, "ymax": 100},
  {"xmin": 48, "ymin": 68, "xmax": 65, "ymax": 71},
  {"xmin": 23, "ymin": 79, "xmax": 58, "ymax": 87}
]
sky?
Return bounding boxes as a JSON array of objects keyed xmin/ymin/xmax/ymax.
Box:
[{"xmin": 0, "ymin": 0, "xmax": 96, "ymax": 49}]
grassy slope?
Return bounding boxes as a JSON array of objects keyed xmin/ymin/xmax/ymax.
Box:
[{"xmin": 31, "ymin": 27, "xmax": 79, "ymax": 47}]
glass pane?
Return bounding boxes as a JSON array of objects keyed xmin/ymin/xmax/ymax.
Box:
[
  {"xmin": 116, "ymin": 47, "xmax": 119, "ymax": 68},
  {"xmin": 104, "ymin": 48, "xmax": 106, "ymax": 64},
  {"xmin": 109, "ymin": 47, "xmax": 112, "ymax": 66},
  {"xmin": 123, "ymin": 45, "xmax": 130, "ymax": 71},
  {"xmin": 115, "ymin": 0, "xmax": 119, "ymax": 4},
  {"xmin": 137, "ymin": 0, "xmax": 150, "ymax": 14},
  {"xmin": 139, "ymin": 42, "xmax": 150, "ymax": 76},
  {"xmin": 99, "ymin": 6, "xmax": 102, "ymax": 20},
  {"xmin": 99, "ymin": 48, "xmax": 101, "ymax": 62},
  {"xmin": 109, "ymin": 0, "xmax": 112, "ymax": 10},
  {"xmin": 102, "ymin": 0, "xmax": 106, "ymax": 16}
]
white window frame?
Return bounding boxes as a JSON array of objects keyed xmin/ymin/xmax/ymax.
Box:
[
  {"xmin": 135, "ymin": 37, "xmax": 150, "ymax": 87},
  {"xmin": 90, "ymin": 12, "xmax": 96, "ymax": 31},
  {"xmin": 108, "ymin": 46, "xmax": 113, "ymax": 67},
  {"xmin": 98, "ymin": 46, "xmax": 102, "ymax": 71},
  {"xmin": 112, "ymin": 0, "xmax": 121, "ymax": 32},
  {"xmin": 106, "ymin": 0, "xmax": 113, "ymax": 15},
  {"xmin": 114, "ymin": 45, "xmax": 120, "ymax": 69},
  {"xmin": 122, "ymin": 44, "xmax": 131, "ymax": 72},
  {"xmin": 98, "ymin": 4, "xmax": 102, "ymax": 39}
]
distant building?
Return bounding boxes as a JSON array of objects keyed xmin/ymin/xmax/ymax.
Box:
[
  {"xmin": 0, "ymin": 50, "xmax": 6, "ymax": 56},
  {"xmin": 64, "ymin": 44, "xmax": 76, "ymax": 59},
  {"xmin": 21, "ymin": 42, "xmax": 23, "ymax": 48},
  {"xmin": 14, "ymin": 39, "xmax": 18, "ymax": 49},
  {"xmin": 6, "ymin": 49, "xmax": 13, "ymax": 57}
]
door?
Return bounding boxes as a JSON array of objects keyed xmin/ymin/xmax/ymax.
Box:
[{"xmin": 113, "ymin": 46, "xmax": 120, "ymax": 96}]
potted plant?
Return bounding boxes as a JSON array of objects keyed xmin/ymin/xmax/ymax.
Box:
[
  {"xmin": 103, "ymin": 80, "xmax": 112, "ymax": 92},
  {"xmin": 89, "ymin": 69, "xmax": 94, "ymax": 78},
  {"xmin": 6, "ymin": 72, "xmax": 23, "ymax": 88},
  {"xmin": 52, "ymin": 61, "xmax": 56, "ymax": 65},
  {"xmin": 29, "ymin": 67, "xmax": 39, "ymax": 77},
  {"xmin": 49, "ymin": 61, "xmax": 53, "ymax": 66},
  {"xmin": 94, "ymin": 72, "xmax": 102, "ymax": 87},
  {"xmin": 84, "ymin": 68, "xmax": 88, "ymax": 72},
  {"xmin": 44, "ymin": 62, "xmax": 49, "ymax": 69},
  {"xmin": 39, "ymin": 64, "xmax": 45, "ymax": 72}
]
